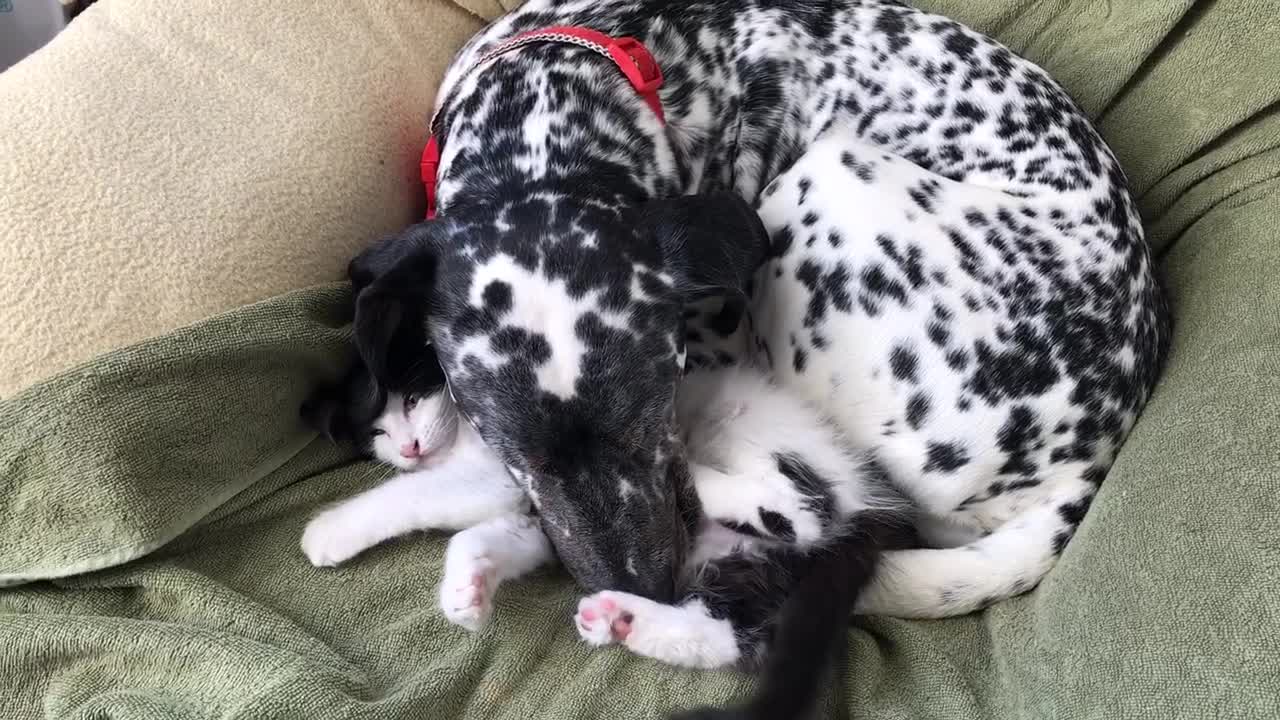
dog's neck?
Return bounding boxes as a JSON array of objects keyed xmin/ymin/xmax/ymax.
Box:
[
  {"xmin": 432, "ymin": 28, "xmax": 816, "ymax": 215},
  {"xmin": 433, "ymin": 43, "xmax": 687, "ymax": 222}
]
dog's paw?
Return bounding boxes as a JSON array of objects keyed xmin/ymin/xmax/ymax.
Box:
[
  {"xmin": 440, "ymin": 556, "xmax": 496, "ymax": 631},
  {"xmin": 574, "ymin": 591, "xmax": 634, "ymax": 646},
  {"xmin": 300, "ymin": 510, "xmax": 367, "ymax": 567}
]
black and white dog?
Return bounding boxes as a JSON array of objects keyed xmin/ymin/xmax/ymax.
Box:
[{"xmin": 350, "ymin": 0, "xmax": 1168, "ymax": 711}]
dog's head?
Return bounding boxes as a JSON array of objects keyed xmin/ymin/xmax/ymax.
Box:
[{"xmin": 349, "ymin": 192, "xmax": 768, "ymax": 600}]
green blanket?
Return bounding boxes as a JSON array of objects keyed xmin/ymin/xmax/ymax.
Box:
[{"xmin": 4, "ymin": 1, "xmax": 1279, "ymax": 717}]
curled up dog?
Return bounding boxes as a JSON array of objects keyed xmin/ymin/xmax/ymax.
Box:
[{"xmin": 305, "ymin": 0, "xmax": 1169, "ymax": 717}]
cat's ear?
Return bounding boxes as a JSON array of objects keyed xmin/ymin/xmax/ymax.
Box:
[
  {"xmin": 300, "ymin": 377, "xmax": 352, "ymax": 445},
  {"xmin": 351, "ymin": 223, "xmax": 443, "ymax": 388},
  {"xmin": 300, "ymin": 355, "xmax": 385, "ymax": 446},
  {"xmin": 643, "ymin": 192, "xmax": 769, "ymax": 301}
]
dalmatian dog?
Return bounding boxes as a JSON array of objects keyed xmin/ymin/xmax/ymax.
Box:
[{"xmin": 352, "ymin": 0, "xmax": 1168, "ymax": 680}]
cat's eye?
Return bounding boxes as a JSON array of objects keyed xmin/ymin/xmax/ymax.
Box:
[
  {"xmin": 404, "ymin": 394, "xmax": 420, "ymax": 412},
  {"xmin": 369, "ymin": 429, "xmax": 386, "ymax": 438}
]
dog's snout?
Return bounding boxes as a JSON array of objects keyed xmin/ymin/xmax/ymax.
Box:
[
  {"xmin": 541, "ymin": 491, "xmax": 681, "ymax": 603},
  {"xmin": 619, "ymin": 557, "xmax": 676, "ymax": 603},
  {"xmin": 564, "ymin": 542, "xmax": 676, "ymax": 602}
]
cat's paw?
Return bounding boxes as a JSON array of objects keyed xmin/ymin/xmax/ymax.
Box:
[
  {"xmin": 574, "ymin": 591, "xmax": 634, "ymax": 646},
  {"xmin": 300, "ymin": 510, "xmax": 367, "ymax": 567},
  {"xmin": 440, "ymin": 557, "xmax": 496, "ymax": 631}
]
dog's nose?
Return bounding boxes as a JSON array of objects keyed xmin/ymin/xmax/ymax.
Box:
[{"xmin": 399, "ymin": 440, "xmax": 421, "ymax": 458}]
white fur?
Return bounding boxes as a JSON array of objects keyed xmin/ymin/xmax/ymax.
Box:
[
  {"xmin": 301, "ymin": 419, "xmax": 528, "ymax": 567},
  {"xmin": 441, "ymin": 512, "xmax": 554, "ymax": 630}
]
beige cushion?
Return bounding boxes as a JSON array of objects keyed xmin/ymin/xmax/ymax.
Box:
[{"xmin": 0, "ymin": 0, "xmax": 515, "ymax": 396}]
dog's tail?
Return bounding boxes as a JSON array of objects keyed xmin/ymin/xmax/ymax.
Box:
[
  {"xmin": 671, "ymin": 510, "xmax": 910, "ymax": 720},
  {"xmin": 855, "ymin": 491, "xmax": 1089, "ymax": 618}
]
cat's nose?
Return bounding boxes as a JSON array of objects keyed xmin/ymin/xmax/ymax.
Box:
[{"xmin": 399, "ymin": 440, "xmax": 421, "ymax": 459}]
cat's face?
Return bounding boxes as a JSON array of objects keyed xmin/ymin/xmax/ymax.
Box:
[
  {"xmin": 301, "ymin": 348, "xmax": 454, "ymax": 468},
  {"xmin": 367, "ymin": 389, "xmax": 458, "ymax": 470}
]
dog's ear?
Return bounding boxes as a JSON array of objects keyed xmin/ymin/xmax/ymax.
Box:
[
  {"xmin": 351, "ymin": 225, "xmax": 442, "ymax": 388},
  {"xmin": 348, "ymin": 221, "xmax": 444, "ymax": 295},
  {"xmin": 644, "ymin": 192, "xmax": 769, "ymax": 300}
]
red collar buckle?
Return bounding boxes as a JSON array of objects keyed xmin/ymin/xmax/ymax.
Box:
[
  {"xmin": 613, "ymin": 37, "xmax": 663, "ymax": 92},
  {"xmin": 608, "ymin": 36, "xmax": 665, "ymax": 121}
]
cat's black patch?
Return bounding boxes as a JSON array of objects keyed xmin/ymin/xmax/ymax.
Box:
[{"xmin": 759, "ymin": 508, "xmax": 797, "ymax": 543}]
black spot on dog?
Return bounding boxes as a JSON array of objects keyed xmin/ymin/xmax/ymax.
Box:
[
  {"xmin": 926, "ymin": 320, "xmax": 950, "ymax": 347},
  {"xmin": 965, "ymin": 330, "xmax": 1061, "ymax": 405},
  {"xmin": 908, "ymin": 186, "xmax": 935, "ymax": 214},
  {"xmin": 875, "ymin": 234, "xmax": 926, "ymax": 289},
  {"xmin": 906, "ymin": 392, "xmax": 931, "ymax": 429},
  {"xmin": 889, "ymin": 345, "xmax": 919, "ymax": 383},
  {"xmin": 861, "ymin": 264, "xmax": 909, "ymax": 306},
  {"xmin": 874, "ymin": 7, "xmax": 912, "ymax": 53},
  {"xmin": 796, "ymin": 260, "xmax": 855, "ymax": 328},
  {"xmin": 996, "ymin": 405, "xmax": 1041, "ymax": 477},
  {"xmin": 953, "ymin": 99, "xmax": 987, "ymax": 123},
  {"xmin": 924, "ymin": 441, "xmax": 969, "ymax": 473},
  {"xmin": 1051, "ymin": 496, "xmax": 1093, "ymax": 554},
  {"xmin": 482, "ymin": 280, "xmax": 513, "ymax": 313}
]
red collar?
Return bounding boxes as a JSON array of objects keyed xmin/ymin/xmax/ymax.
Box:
[{"xmin": 420, "ymin": 26, "xmax": 666, "ymax": 219}]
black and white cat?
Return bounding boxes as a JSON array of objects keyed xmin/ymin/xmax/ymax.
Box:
[
  {"xmin": 301, "ymin": 352, "xmax": 911, "ymax": 716},
  {"xmin": 301, "ymin": 356, "xmax": 550, "ymax": 631}
]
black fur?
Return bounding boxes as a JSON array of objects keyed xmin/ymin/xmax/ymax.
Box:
[{"xmin": 672, "ymin": 510, "xmax": 915, "ymax": 720}]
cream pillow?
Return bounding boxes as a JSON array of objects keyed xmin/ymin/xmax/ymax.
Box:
[{"xmin": 0, "ymin": 0, "xmax": 513, "ymax": 396}]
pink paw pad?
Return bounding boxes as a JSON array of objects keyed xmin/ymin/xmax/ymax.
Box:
[
  {"xmin": 469, "ymin": 574, "xmax": 487, "ymax": 602},
  {"xmin": 611, "ymin": 615, "xmax": 632, "ymax": 640},
  {"xmin": 575, "ymin": 593, "xmax": 635, "ymax": 645}
]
